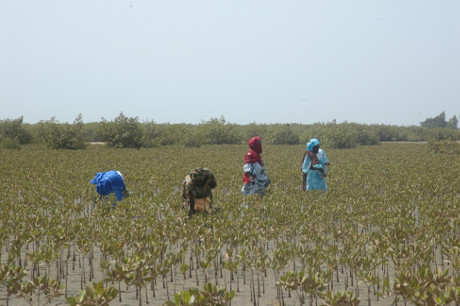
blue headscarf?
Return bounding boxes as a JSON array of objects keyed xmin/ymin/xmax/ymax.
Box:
[{"xmin": 307, "ymin": 139, "xmax": 320, "ymax": 151}]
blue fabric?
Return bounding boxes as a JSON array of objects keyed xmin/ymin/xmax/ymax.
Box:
[
  {"xmin": 307, "ymin": 139, "xmax": 320, "ymax": 151},
  {"xmin": 302, "ymin": 149, "xmax": 329, "ymax": 191},
  {"xmin": 90, "ymin": 170, "xmax": 126, "ymax": 201}
]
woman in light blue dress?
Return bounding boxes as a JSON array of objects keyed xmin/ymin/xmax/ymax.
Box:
[{"xmin": 301, "ymin": 139, "xmax": 330, "ymax": 191}]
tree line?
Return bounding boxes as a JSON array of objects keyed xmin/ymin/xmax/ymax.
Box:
[{"xmin": 0, "ymin": 112, "xmax": 459, "ymax": 150}]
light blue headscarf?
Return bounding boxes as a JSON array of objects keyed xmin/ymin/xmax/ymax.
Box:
[{"xmin": 307, "ymin": 139, "xmax": 320, "ymax": 151}]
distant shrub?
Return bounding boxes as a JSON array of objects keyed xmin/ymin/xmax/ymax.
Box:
[
  {"xmin": 200, "ymin": 116, "xmax": 240, "ymax": 145},
  {"xmin": 0, "ymin": 116, "xmax": 32, "ymax": 144},
  {"xmin": 272, "ymin": 125, "xmax": 300, "ymax": 145},
  {"xmin": 427, "ymin": 138, "xmax": 460, "ymax": 154},
  {"xmin": 157, "ymin": 124, "xmax": 190, "ymax": 146},
  {"xmin": 425, "ymin": 127, "xmax": 459, "ymax": 141},
  {"xmin": 0, "ymin": 137, "xmax": 21, "ymax": 150},
  {"xmin": 184, "ymin": 130, "xmax": 204, "ymax": 148},
  {"xmin": 42, "ymin": 115, "xmax": 86, "ymax": 150},
  {"xmin": 373, "ymin": 125, "xmax": 403, "ymax": 142},
  {"xmin": 7, "ymin": 115, "xmax": 460, "ymax": 146},
  {"xmin": 98, "ymin": 112, "xmax": 143, "ymax": 149},
  {"xmin": 320, "ymin": 121, "xmax": 359, "ymax": 149},
  {"xmin": 240, "ymin": 122, "xmax": 266, "ymax": 142},
  {"xmin": 184, "ymin": 139, "xmax": 202, "ymax": 148},
  {"xmin": 142, "ymin": 120, "xmax": 161, "ymax": 148},
  {"xmin": 306, "ymin": 121, "xmax": 380, "ymax": 149},
  {"xmin": 354, "ymin": 124, "xmax": 379, "ymax": 145}
]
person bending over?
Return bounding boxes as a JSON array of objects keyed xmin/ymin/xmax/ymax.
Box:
[{"xmin": 182, "ymin": 168, "xmax": 217, "ymax": 217}]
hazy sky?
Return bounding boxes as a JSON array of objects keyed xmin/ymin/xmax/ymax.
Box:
[{"xmin": 1, "ymin": 1, "xmax": 459, "ymax": 126}]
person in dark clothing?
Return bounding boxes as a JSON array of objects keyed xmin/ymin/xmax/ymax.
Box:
[{"xmin": 182, "ymin": 168, "xmax": 217, "ymax": 217}]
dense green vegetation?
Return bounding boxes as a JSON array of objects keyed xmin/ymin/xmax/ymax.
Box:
[
  {"xmin": 1, "ymin": 112, "xmax": 459, "ymax": 150},
  {"xmin": 0, "ymin": 143, "xmax": 459, "ymax": 305},
  {"xmin": 420, "ymin": 112, "xmax": 458, "ymax": 129}
]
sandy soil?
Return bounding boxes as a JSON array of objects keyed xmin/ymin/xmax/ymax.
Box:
[{"xmin": 0, "ymin": 242, "xmax": 413, "ymax": 306}]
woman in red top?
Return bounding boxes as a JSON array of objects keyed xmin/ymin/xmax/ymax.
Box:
[{"xmin": 241, "ymin": 137, "xmax": 270, "ymax": 207}]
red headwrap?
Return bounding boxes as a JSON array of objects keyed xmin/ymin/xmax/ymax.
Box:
[
  {"xmin": 243, "ymin": 137, "xmax": 263, "ymax": 184},
  {"xmin": 245, "ymin": 136, "xmax": 263, "ymax": 163}
]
